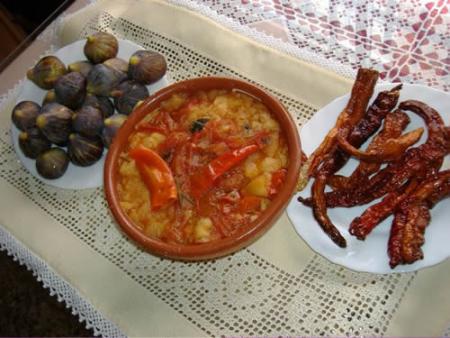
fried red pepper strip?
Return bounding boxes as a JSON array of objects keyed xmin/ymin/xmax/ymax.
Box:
[
  {"xmin": 307, "ymin": 68, "xmax": 379, "ymax": 177},
  {"xmin": 327, "ymin": 110, "xmax": 410, "ymax": 190},
  {"xmin": 427, "ymin": 178, "xmax": 450, "ymax": 207},
  {"xmin": 324, "ymin": 147, "xmax": 444, "ymax": 208},
  {"xmin": 336, "ymin": 127, "xmax": 423, "ymax": 163},
  {"xmin": 302, "ymin": 84, "xmax": 402, "ymax": 191},
  {"xmin": 320, "ymin": 84, "xmax": 403, "ymax": 182},
  {"xmin": 302, "ymin": 147, "xmax": 429, "ymax": 208},
  {"xmin": 388, "ymin": 201, "xmax": 430, "ymax": 268},
  {"xmin": 307, "ymin": 101, "xmax": 449, "ymax": 208},
  {"xmin": 301, "ymin": 110, "xmax": 411, "ymax": 205},
  {"xmin": 311, "ymin": 171, "xmax": 347, "ymax": 247},
  {"xmin": 340, "ymin": 84, "xmax": 403, "ymax": 152},
  {"xmin": 388, "ymin": 170, "xmax": 450, "ymax": 268},
  {"xmin": 305, "ymin": 69, "xmax": 380, "ymax": 248},
  {"xmin": 349, "ymin": 179, "xmax": 419, "ymax": 240}
]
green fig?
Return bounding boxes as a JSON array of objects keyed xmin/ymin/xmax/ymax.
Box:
[
  {"xmin": 83, "ymin": 32, "xmax": 118, "ymax": 64},
  {"xmin": 18, "ymin": 128, "xmax": 51, "ymax": 159},
  {"xmin": 67, "ymin": 60, "xmax": 93, "ymax": 77},
  {"xmin": 36, "ymin": 147, "xmax": 69, "ymax": 179},
  {"xmin": 68, "ymin": 133, "xmax": 103, "ymax": 166},
  {"xmin": 83, "ymin": 94, "xmax": 114, "ymax": 118},
  {"xmin": 54, "ymin": 72, "xmax": 86, "ymax": 109},
  {"xmin": 27, "ymin": 56, "xmax": 66, "ymax": 89},
  {"xmin": 72, "ymin": 105, "xmax": 104, "ymax": 137},
  {"xmin": 101, "ymin": 114, "xmax": 127, "ymax": 147},
  {"xmin": 37, "ymin": 103, "xmax": 73, "ymax": 145},
  {"xmin": 111, "ymin": 80, "xmax": 149, "ymax": 115},
  {"xmin": 128, "ymin": 50, "xmax": 167, "ymax": 85},
  {"xmin": 86, "ymin": 64, "xmax": 125, "ymax": 96},
  {"xmin": 11, "ymin": 101, "xmax": 41, "ymax": 131}
]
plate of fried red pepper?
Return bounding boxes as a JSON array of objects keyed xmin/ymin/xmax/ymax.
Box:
[{"xmin": 288, "ymin": 68, "xmax": 450, "ymax": 273}]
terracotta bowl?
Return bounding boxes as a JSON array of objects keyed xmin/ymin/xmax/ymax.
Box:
[{"xmin": 104, "ymin": 77, "xmax": 302, "ymax": 260}]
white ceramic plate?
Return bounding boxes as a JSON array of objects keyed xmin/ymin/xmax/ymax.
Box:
[
  {"xmin": 11, "ymin": 39, "xmax": 169, "ymax": 190},
  {"xmin": 287, "ymin": 83, "xmax": 450, "ymax": 274}
]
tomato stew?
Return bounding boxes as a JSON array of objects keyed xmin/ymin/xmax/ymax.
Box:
[{"xmin": 117, "ymin": 89, "xmax": 289, "ymax": 244}]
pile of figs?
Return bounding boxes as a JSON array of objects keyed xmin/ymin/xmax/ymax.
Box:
[{"xmin": 12, "ymin": 32, "xmax": 167, "ymax": 180}]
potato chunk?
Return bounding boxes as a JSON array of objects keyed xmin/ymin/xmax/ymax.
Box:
[
  {"xmin": 243, "ymin": 173, "xmax": 270, "ymax": 197},
  {"xmin": 244, "ymin": 161, "xmax": 260, "ymax": 178},
  {"xmin": 142, "ymin": 132, "xmax": 166, "ymax": 150},
  {"xmin": 194, "ymin": 217, "xmax": 213, "ymax": 242},
  {"xmin": 260, "ymin": 157, "xmax": 281, "ymax": 173}
]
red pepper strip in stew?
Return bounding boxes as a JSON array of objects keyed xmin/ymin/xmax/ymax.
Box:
[
  {"xmin": 135, "ymin": 123, "xmax": 167, "ymax": 134},
  {"xmin": 137, "ymin": 111, "xmax": 175, "ymax": 134},
  {"xmin": 239, "ymin": 195, "xmax": 262, "ymax": 213},
  {"xmin": 157, "ymin": 131, "xmax": 191, "ymax": 156},
  {"xmin": 191, "ymin": 144, "xmax": 260, "ymax": 199},
  {"xmin": 269, "ymin": 168, "xmax": 287, "ymax": 198},
  {"xmin": 129, "ymin": 146, "xmax": 178, "ymax": 210},
  {"xmin": 226, "ymin": 130, "xmax": 270, "ymax": 149}
]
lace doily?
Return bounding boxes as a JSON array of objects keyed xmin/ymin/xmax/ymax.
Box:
[{"xmin": 176, "ymin": 0, "xmax": 449, "ymax": 92}]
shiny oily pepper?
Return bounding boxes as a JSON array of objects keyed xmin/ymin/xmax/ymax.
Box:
[
  {"xmin": 27, "ymin": 56, "xmax": 67, "ymax": 90},
  {"xmin": 83, "ymin": 32, "xmax": 118, "ymax": 64}
]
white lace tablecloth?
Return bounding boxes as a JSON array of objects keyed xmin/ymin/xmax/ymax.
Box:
[
  {"xmin": 175, "ymin": 0, "xmax": 449, "ymax": 91},
  {"xmin": 1, "ymin": 0, "xmax": 449, "ymax": 337}
]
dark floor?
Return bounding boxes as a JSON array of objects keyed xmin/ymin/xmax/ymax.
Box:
[
  {"xmin": 0, "ymin": 248, "xmax": 94, "ymax": 336},
  {"xmin": 0, "ymin": 0, "xmax": 75, "ymax": 71}
]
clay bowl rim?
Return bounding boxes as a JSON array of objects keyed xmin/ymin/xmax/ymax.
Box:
[{"xmin": 104, "ymin": 76, "xmax": 302, "ymax": 261}]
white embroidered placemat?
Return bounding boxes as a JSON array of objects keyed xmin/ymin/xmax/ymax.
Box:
[{"xmin": 1, "ymin": 1, "xmax": 450, "ymax": 336}]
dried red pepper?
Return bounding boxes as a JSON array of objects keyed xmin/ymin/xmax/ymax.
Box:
[
  {"xmin": 303, "ymin": 101, "xmax": 449, "ymax": 209},
  {"xmin": 327, "ymin": 110, "xmax": 411, "ymax": 190},
  {"xmin": 307, "ymin": 68, "xmax": 379, "ymax": 177},
  {"xmin": 323, "ymin": 84, "xmax": 403, "ymax": 180},
  {"xmin": 388, "ymin": 170, "xmax": 450, "ymax": 268},
  {"xmin": 336, "ymin": 127, "xmax": 423, "ymax": 163},
  {"xmin": 388, "ymin": 201, "xmax": 430, "ymax": 268},
  {"xmin": 312, "ymin": 172, "xmax": 347, "ymax": 247},
  {"xmin": 349, "ymin": 179, "xmax": 419, "ymax": 240},
  {"xmin": 305, "ymin": 68, "xmax": 379, "ymax": 248}
]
